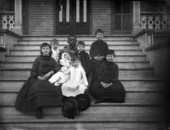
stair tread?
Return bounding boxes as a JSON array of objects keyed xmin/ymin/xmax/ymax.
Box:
[
  {"xmin": 0, "ymin": 61, "xmax": 150, "ymax": 63},
  {"xmin": 0, "ymin": 75, "xmax": 166, "ymax": 81},
  {"xmin": 0, "ymin": 63, "xmax": 151, "ymax": 70},
  {"xmin": 20, "ymin": 35, "xmax": 134, "ymax": 40},
  {"xmin": 10, "ymin": 49, "xmax": 142, "ymax": 51},
  {"xmin": 0, "ymin": 67, "xmax": 153, "ymax": 70},
  {"xmin": 1, "ymin": 101, "xmax": 167, "ymax": 107},
  {"xmin": 14, "ymin": 43, "xmax": 138, "ymax": 46},
  {"xmin": 5, "ymin": 54, "xmax": 146, "ymax": 57},
  {"xmin": 1, "ymin": 113, "xmax": 166, "ymax": 123}
]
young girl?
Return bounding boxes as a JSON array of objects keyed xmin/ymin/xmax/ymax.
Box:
[
  {"xmin": 15, "ymin": 43, "xmax": 63, "ymax": 119},
  {"xmin": 90, "ymin": 50, "xmax": 126, "ymax": 103},
  {"xmin": 61, "ymin": 55, "xmax": 88, "ymax": 97}
]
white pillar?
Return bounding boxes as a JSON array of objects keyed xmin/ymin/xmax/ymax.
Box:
[
  {"xmin": 83, "ymin": 0, "xmax": 87, "ymax": 22},
  {"xmin": 59, "ymin": 5, "xmax": 63, "ymax": 22},
  {"xmin": 14, "ymin": 0, "xmax": 22, "ymax": 35},
  {"xmin": 76, "ymin": 0, "xmax": 80, "ymax": 22},
  {"xmin": 132, "ymin": 1, "xmax": 141, "ymax": 35},
  {"xmin": 66, "ymin": 0, "xmax": 70, "ymax": 22}
]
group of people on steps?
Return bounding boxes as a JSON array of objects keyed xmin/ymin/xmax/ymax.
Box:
[{"xmin": 15, "ymin": 29, "xmax": 126, "ymax": 119}]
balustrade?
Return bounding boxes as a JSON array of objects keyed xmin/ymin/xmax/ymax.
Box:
[
  {"xmin": 1, "ymin": 12, "xmax": 169, "ymax": 33},
  {"xmin": 0, "ymin": 12, "xmax": 15, "ymax": 31},
  {"xmin": 140, "ymin": 13, "xmax": 169, "ymax": 31}
]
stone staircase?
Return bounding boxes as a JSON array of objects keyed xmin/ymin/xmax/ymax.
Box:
[{"xmin": 0, "ymin": 36, "xmax": 168, "ymax": 130}]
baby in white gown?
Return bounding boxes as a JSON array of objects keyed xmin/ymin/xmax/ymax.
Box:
[
  {"xmin": 49, "ymin": 52, "xmax": 71, "ymax": 86},
  {"xmin": 61, "ymin": 55, "xmax": 88, "ymax": 97}
]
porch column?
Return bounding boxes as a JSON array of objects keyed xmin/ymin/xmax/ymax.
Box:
[
  {"xmin": 14, "ymin": 0, "xmax": 22, "ymax": 35},
  {"xmin": 132, "ymin": 1, "xmax": 141, "ymax": 35}
]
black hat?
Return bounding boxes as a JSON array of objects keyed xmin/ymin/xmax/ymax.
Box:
[
  {"xmin": 75, "ymin": 94, "xmax": 91, "ymax": 111},
  {"xmin": 62, "ymin": 97, "xmax": 78, "ymax": 119}
]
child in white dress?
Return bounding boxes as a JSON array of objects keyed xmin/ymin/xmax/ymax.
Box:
[
  {"xmin": 49, "ymin": 52, "xmax": 71, "ymax": 86},
  {"xmin": 51, "ymin": 39, "xmax": 60, "ymax": 62},
  {"xmin": 61, "ymin": 55, "xmax": 88, "ymax": 97}
]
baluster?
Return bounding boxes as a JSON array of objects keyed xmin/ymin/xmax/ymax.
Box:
[
  {"xmin": 2, "ymin": 15, "xmax": 8, "ymax": 29},
  {"xmin": 148, "ymin": 16, "xmax": 154, "ymax": 29},
  {"xmin": 162, "ymin": 15, "xmax": 167, "ymax": 30},
  {"xmin": 155, "ymin": 15, "xmax": 160, "ymax": 31},
  {"xmin": 141, "ymin": 16, "xmax": 147, "ymax": 29},
  {"xmin": 9, "ymin": 15, "xmax": 15, "ymax": 30}
]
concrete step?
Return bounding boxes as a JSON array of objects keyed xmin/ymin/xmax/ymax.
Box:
[
  {"xmin": 17, "ymin": 41, "xmax": 138, "ymax": 45},
  {"xmin": 0, "ymin": 62, "xmax": 151, "ymax": 69},
  {"xmin": 10, "ymin": 50, "xmax": 144, "ymax": 56},
  {"xmin": 13, "ymin": 44, "xmax": 141, "ymax": 51},
  {"xmin": 0, "ymin": 120, "xmax": 167, "ymax": 130},
  {"xmin": 0, "ymin": 112, "xmax": 167, "ymax": 127},
  {"xmin": 0, "ymin": 76, "xmax": 165, "ymax": 81},
  {"xmin": 0, "ymin": 90, "xmax": 167, "ymax": 105},
  {"xmin": 0, "ymin": 79, "xmax": 167, "ymax": 92},
  {"xmin": 0, "ymin": 68, "xmax": 154, "ymax": 76},
  {"xmin": 5, "ymin": 55, "xmax": 147, "ymax": 62},
  {"xmin": 21, "ymin": 35, "xmax": 134, "ymax": 41},
  {"xmin": 0, "ymin": 104, "xmax": 167, "ymax": 116}
]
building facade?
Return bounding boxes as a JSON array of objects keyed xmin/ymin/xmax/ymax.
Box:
[{"xmin": 0, "ymin": 0, "xmax": 170, "ymax": 36}]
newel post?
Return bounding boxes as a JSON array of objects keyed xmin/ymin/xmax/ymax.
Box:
[
  {"xmin": 14, "ymin": 0, "xmax": 22, "ymax": 35},
  {"xmin": 132, "ymin": 1, "xmax": 141, "ymax": 35}
]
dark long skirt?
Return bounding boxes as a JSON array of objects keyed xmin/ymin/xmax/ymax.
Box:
[
  {"xmin": 15, "ymin": 77, "xmax": 63, "ymax": 113},
  {"xmin": 90, "ymin": 80, "xmax": 126, "ymax": 103}
]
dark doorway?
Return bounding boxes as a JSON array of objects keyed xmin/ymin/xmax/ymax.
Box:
[{"xmin": 56, "ymin": 0, "xmax": 90, "ymax": 35}]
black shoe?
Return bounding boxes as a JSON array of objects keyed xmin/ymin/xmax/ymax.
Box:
[{"xmin": 36, "ymin": 108, "xmax": 43, "ymax": 119}]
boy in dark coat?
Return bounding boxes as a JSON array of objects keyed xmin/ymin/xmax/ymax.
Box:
[
  {"xmin": 63, "ymin": 35, "xmax": 77, "ymax": 55},
  {"xmin": 75, "ymin": 41, "xmax": 92, "ymax": 76},
  {"xmin": 90, "ymin": 29, "xmax": 109, "ymax": 61},
  {"xmin": 90, "ymin": 50, "xmax": 126, "ymax": 103}
]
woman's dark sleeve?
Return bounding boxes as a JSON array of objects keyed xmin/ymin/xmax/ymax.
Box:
[
  {"xmin": 30, "ymin": 57, "xmax": 39, "ymax": 78},
  {"xmin": 112, "ymin": 63, "xmax": 119, "ymax": 82},
  {"xmin": 98, "ymin": 63, "xmax": 105, "ymax": 81},
  {"xmin": 104, "ymin": 42, "xmax": 109, "ymax": 57},
  {"xmin": 52, "ymin": 58, "xmax": 61, "ymax": 73},
  {"xmin": 84, "ymin": 52, "xmax": 92, "ymax": 75},
  {"xmin": 89, "ymin": 42, "xmax": 95, "ymax": 59}
]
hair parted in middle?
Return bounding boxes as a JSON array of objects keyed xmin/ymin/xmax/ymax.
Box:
[{"xmin": 40, "ymin": 42, "xmax": 52, "ymax": 56}]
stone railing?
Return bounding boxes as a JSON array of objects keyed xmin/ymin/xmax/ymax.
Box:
[
  {"xmin": 140, "ymin": 13, "xmax": 169, "ymax": 32},
  {"xmin": 0, "ymin": 11, "xmax": 15, "ymax": 31},
  {"xmin": 134, "ymin": 12, "xmax": 170, "ymax": 77}
]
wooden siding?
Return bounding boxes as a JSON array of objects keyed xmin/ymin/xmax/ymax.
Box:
[
  {"xmin": 27, "ymin": 0, "xmax": 54, "ymax": 36},
  {"xmin": 0, "ymin": 0, "xmax": 14, "ymax": 11},
  {"xmin": 0, "ymin": 0, "xmax": 6, "ymax": 11},
  {"xmin": 91, "ymin": 0, "xmax": 112, "ymax": 35}
]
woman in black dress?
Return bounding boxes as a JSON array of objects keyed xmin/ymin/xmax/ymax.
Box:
[
  {"xmin": 90, "ymin": 50, "xmax": 126, "ymax": 103},
  {"xmin": 15, "ymin": 43, "xmax": 63, "ymax": 119}
]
